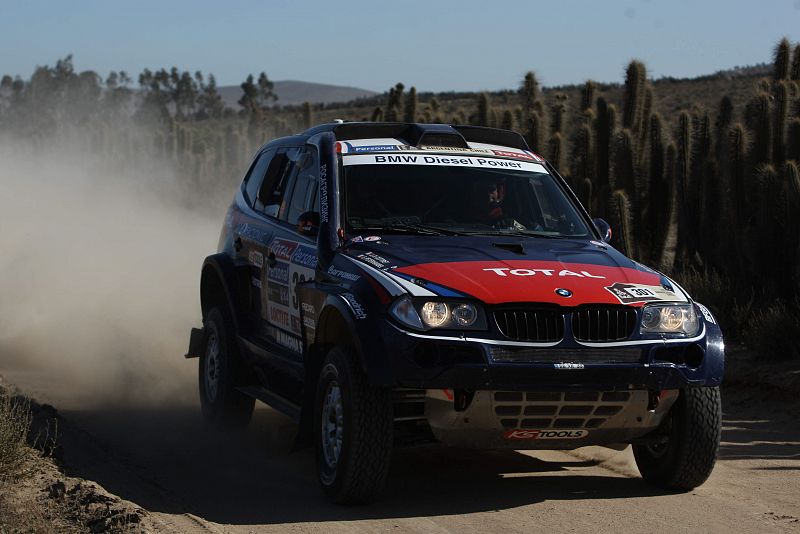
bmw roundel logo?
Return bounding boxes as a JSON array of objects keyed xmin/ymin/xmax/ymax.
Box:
[{"xmin": 555, "ymin": 288, "xmax": 572, "ymax": 298}]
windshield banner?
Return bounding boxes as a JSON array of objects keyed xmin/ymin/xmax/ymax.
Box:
[{"xmin": 342, "ymin": 154, "xmax": 546, "ymax": 173}]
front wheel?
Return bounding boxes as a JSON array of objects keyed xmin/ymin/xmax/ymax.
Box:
[
  {"xmin": 633, "ymin": 386, "xmax": 721, "ymax": 490},
  {"xmin": 314, "ymin": 347, "xmax": 393, "ymax": 504}
]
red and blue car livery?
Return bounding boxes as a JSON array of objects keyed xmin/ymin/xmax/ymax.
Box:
[{"xmin": 187, "ymin": 122, "xmax": 724, "ymax": 504}]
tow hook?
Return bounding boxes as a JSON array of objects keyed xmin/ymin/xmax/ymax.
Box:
[
  {"xmin": 454, "ymin": 389, "xmax": 475, "ymax": 412},
  {"xmin": 647, "ymin": 390, "xmax": 661, "ymax": 411}
]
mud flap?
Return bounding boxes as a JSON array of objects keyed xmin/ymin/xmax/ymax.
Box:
[{"xmin": 185, "ymin": 327, "xmax": 207, "ymax": 359}]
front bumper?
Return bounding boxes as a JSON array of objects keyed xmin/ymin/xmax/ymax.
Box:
[
  {"xmin": 379, "ymin": 317, "xmax": 724, "ymax": 391},
  {"xmin": 424, "ymin": 388, "xmax": 678, "ymax": 449}
]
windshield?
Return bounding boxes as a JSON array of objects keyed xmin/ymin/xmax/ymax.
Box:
[{"xmin": 342, "ymin": 155, "xmax": 592, "ymax": 237}]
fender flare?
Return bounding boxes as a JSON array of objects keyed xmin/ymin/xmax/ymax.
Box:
[{"xmin": 199, "ymin": 253, "xmax": 250, "ymax": 333}]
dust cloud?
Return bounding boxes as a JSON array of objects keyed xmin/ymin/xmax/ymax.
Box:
[{"xmin": 0, "ymin": 137, "xmax": 231, "ymax": 409}]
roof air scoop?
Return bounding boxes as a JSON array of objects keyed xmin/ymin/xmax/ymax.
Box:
[{"xmin": 408, "ymin": 124, "xmax": 470, "ymax": 149}]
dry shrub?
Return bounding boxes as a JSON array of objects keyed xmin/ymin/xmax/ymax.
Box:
[
  {"xmin": 0, "ymin": 390, "xmax": 32, "ymax": 481},
  {"xmin": 743, "ymin": 300, "xmax": 800, "ymax": 360}
]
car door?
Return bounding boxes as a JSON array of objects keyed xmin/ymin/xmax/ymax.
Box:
[{"xmin": 262, "ymin": 146, "xmax": 319, "ymax": 368}]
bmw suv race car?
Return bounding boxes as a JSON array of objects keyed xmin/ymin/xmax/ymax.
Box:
[{"xmin": 186, "ymin": 122, "xmax": 724, "ymax": 504}]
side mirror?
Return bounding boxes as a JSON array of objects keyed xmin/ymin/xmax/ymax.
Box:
[
  {"xmin": 298, "ymin": 211, "xmax": 320, "ymax": 237},
  {"xmin": 592, "ymin": 218, "xmax": 612, "ymax": 243}
]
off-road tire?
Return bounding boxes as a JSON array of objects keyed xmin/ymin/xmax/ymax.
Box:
[
  {"xmin": 199, "ymin": 307, "xmax": 255, "ymax": 429},
  {"xmin": 314, "ymin": 347, "xmax": 393, "ymax": 504},
  {"xmin": 633, "ymin": 386, "xmax": 721, "ymax": 490}
]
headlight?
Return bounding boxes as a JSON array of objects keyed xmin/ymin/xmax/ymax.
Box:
[
  {"xmin": 641, "ymin": 304, "xmax": 699, "ymax": 336},
  {"xmin": 389, "ymin": 297, "xmax": 486, "ymax": 331}
]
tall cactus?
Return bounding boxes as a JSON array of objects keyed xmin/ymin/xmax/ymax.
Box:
[
  {"xmin": 548, "ymin": 132, "xmax": 564, "ymax": 173},
  {"xmin": 520, "ymin": 71, "xmax": 539, "ymax": 121},
  {"xmin": 614, "ymin": 129, "xmax": 636, "ymax": 195},
  {"xmin": 500, "ymin": 109, "xmax": 514, "ymax": 130},
  {"xmin": 609, "ymin": 190, "xmax": 635, "ymax": 257},
  {"xmin": 477, "ymin": 92, "xmax": 490, "ymax": 127},
  {"xmin": 580, "ymin": 80, "xmax": 596, "ymax": 112},
  {"xmin": 774, "ymin": 81, "xmax": 789, "ymax": 163},
  {"xmin": 647, "ymin": 114, "xmax": 669, "ymax": 261},
  {"xmin": 675, "ymin": 112, "xmax": 692, "ymax": 258},
  {"xmin": 579, "ymin": 178, "xmax": 593, "ymax": 212},
  {"xmin": 746, "ymin": 92, "xmax": 772, "ymax": 165},
  {"xmin": 525, "ymin": 111, "xmax": 544, "ymax": 153},
  {"xmin": 774, "ymin": 38, "xmax": 791, "ymax": 80},
  {"xmin": 791, "ymin": 44, "xmax": 800, "ymax": 81},
  {"xmin": 404, "ymin": 86, "xmax": 417, "ymax": 123},
  {"xmin": 787, "ymin": 118, "xmax": 800, "ymax": 161},
  {"xmin": 371, "ymin": 106, "xmax": 383, "ymax": 122},
  {"xmin": 550, "ymin": 92, "xmax": 567, "ymax": 134},
  {"xmin": 594, "ymin": 97, "xmax": 616, "ymax": 192},
  {"xmin": 622, "ymin": 60, "xmax": 647, "ymax": 135}
]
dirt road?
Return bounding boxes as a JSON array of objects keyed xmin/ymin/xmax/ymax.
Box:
[{"xmin": 3, "ymin": 359, "xmax": 799, "ymax": 534}]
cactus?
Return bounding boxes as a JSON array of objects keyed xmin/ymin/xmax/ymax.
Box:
[
  {"xmin": 500, "ymin": 109, "xmax": 514, "ymax": 130},
  {"xmin": 548, "ymin": 132, "xmax": 564, "ymax": 173},
  {"xmin": 573, "ymin": 123, "xmax": 593, "ymax": 184},
  {"xmin": 774, "ymin": 38, "xmax": 791, "ymax": 80},
  {"xmin": 550, "ymin": 92, "xmax": 567, "ymax": 134},
  {"xmin": 774, "ymin": 81, "xmax": 789, "ymax": 163},
  {"xmin": 614, "ymin": 129, "xmax": 636, "ymax": 196},
  {"xmin": 609, "ymin": 189, "xmax": 635, "ymax": 257},
  {"xmin": 579, "ymin": 178, "xmax": 593, "ymax": 211},
  {"xmin": 525, "ymin": 111, "xmax": 543, "ymax": 153},
  {"xmin": 787, "ymin": 118, "xmax": 800, "ymax": 161},
  {"xmin": 675, "ymin": 112, "xmax": 692, "ymax": 258},
  {"xmin": 580, "ymin": 80, "xmax": 596, "ymax": 112},
  {"xmin": 594, "ymin": 97, "xmax": 616, "ymax": 191},
  {"xmin": 647, "ymin": 115, "xmax": 669, "ymax": 261},
  {"xmin": 520, "ymin": 71, "xmax": 539, "ymax": 120},
  {"xmin": 476, "ymin": 92, "xmax": 490, "ymax": 127},
  {"xmin": 371, "ymin": 106, "xmax": 383, "ymax": 122},
  {"xmin": 747, "ymin": 92, "xmax": 773, "ymax": 165},
  {"xmin": 404, "ymin": 86, "xmax": 417, "ymax": 123},
  {"xmin": 622, "ymin": 60, "xmax": 647, "ymax": 134},
  {"xmin": 791, "ymin": 44, "xmax": 800, "ymax": 81},
  {"xmin": 728, "ymin": 123, "xmax": 749, "ymax": 228}
]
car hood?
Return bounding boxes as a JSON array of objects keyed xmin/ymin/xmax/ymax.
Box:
[{"xmin": 343, "ymin": 235, "xmax": 687, "ymax": 307}]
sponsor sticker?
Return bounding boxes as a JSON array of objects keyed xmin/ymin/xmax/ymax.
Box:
[
  {"xmin": 604, "ymin": 282, "xmax": 683, "ymax": 305},
  {"xmin": 492, "ymin": 149, "xmax": 534, "ymax": 160},
  {"xmin": 364, "ymin": 236, "xmax": 381, "ymax": 242},
  {"xmin": 268, "ymin": 261, "xmax": 290, "ymax": 284},
  {"xmin": 341, "ymin": 293, "xmax": 367, "ymax": 319},
  {"xmin": 291, "ymin": 244, "xmax": 317, "ymax": 269},
  {"xmin": 482, "ymin": 267, "xmax": 605, "ymax": 278},
  {"xmin": 342, "ymin": 154, "xmax": 547, "ymax": 173},
  {"xmin": 697, "ymin": 303, "xmax": 716, "ymax": 324},
  {"xmin": 269, "ymin": 306, "xmax": 291, "ymax": 329},
  {"xmin": 319, "ymin": 164, "xmax": 329, "ymax": 223},
  {"xmin": 267, "ymin": 282, "xmax": 290, "ymax": 307},
  {"xmin": 248, "ymin": 250, "xmax": 264, "ymax": 268},
  {"xmin": 251, "ymin": 276, "xmax": 262, "ymax": 289},
  {"xmin": 350, "ymin": 235, "xmax": 364, "ymax": 243},
  {"xmin": 357, "ymin": 251, "xmax": 390, "ymax": 269},
  {"xmin": 503, "ymin": 429, "xmax": 589, "ymax": 440},
  {"xmin": 327, "ymin": 266, "xmax": 360, "ymax": 281},
  {"xmin": 268, "ymin": 326, "xmax": 302, "ymax": 353},
  {"xmin": 417, "ymin": 145, "xmax": 493, "ymax": 154},
  {"xmin": 346, "ymin": 143, "xmax": 400, "ymax": 153},
  {"xmin": 554, "ymin": 362, "xmax": 584, "ymax": 369},
  {"xmin": 269, "ymin": 238, "xmax": 299, "ymax": 261}
]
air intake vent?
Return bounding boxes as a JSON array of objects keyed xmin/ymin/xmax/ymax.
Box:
[
  {"xmin": 572, "ymin": 306, "xmax": 637, "ymax": 342},
  {"xmin": 494, "ymin": 308, "xmax": 564, "ymax": 342}
]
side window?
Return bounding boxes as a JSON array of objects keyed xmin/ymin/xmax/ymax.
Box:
[
  {"xmin": 283, "ymin": 148, "xmax": 319, "ymax": 225},
  {"xmin": 256, "ymin": 147, "xmax": 300, "ymax": 217},
  {"xmin": 243, "ymin": 148, "xmax": 275, "ymax": 207}
]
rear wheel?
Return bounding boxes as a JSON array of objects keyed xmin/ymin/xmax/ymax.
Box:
[
  {"xmin": 199, "ymin": 307, "xmax": 255, "ymax": 428},
  {"xmin": 314, "ymin": 347, "xmax": 393, "ymax": 504},
  {"xmin": 633, "ymin": 386, "xmax": 721, "ymax": 490}
]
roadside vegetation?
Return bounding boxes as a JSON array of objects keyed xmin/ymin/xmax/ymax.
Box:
[{"xmin": 1, "ymin": 38, "xmax": 799, "ymax": 359}]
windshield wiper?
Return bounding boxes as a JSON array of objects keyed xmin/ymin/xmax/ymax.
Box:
[
  {"xmin": 462, "ymin": 229, "xmax": 568, "ymax": 239},
  {"xmin": 350, "ymin": 224, "xmax": 446, "ymax": 236}
]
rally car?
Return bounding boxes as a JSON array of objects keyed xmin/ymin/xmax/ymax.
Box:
[{"xmin": 186, "ymin": 122, "xmax": 724, "ymax": 504}]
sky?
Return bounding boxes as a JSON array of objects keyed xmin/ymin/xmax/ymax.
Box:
[{"xmin": 1, "ymin": 0, "xmax": 799, "ymax": 93}]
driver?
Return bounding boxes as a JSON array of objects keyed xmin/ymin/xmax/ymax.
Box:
[{"xmin": 487, "ymin": 181, "xmax": 504, "ymax": 222}]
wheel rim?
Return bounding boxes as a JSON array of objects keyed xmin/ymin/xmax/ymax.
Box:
[
  {"xmin": 321, "ymin": 380, "xmax": 344, "ymax": 470},
  {"xmin": 204, "ymin": 330, "xmax": 220, "ymax": 402}
]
